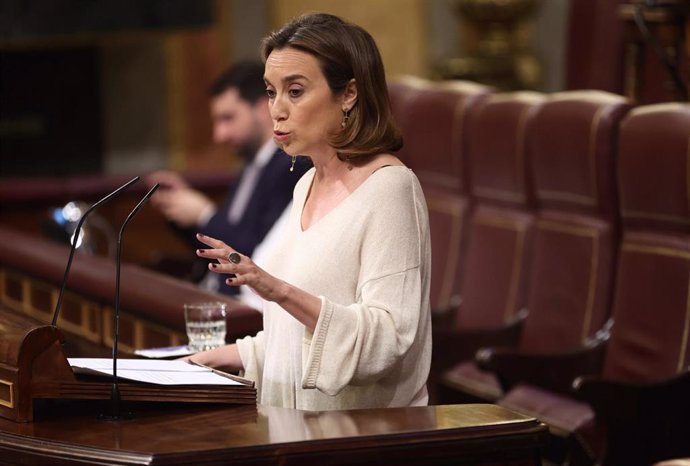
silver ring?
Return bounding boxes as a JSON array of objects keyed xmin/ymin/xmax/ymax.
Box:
[{"xmin": 228, "ymin": 252, "xmax": 241, "ymax": 264}]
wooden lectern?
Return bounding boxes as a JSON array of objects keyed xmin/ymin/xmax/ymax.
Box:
[
  {"xmin": 1, "ymin": 311, "xmax": 548, "ymax": 465},
  {"xmin": 0, "ymin": 309, "xmax": 255, "ymax": 423},
  {"xmin": 0, "ymin": 310, "xmax": 65, "ymax": 422}
]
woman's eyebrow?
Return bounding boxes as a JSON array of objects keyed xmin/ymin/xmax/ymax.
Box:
[
  {"xmin": 281, "ymin": 74, "xmax": 308, "ymax": 83},
  {"xmin": 264, "ymin": 74, "xmax": 309, "ymax": 86}
]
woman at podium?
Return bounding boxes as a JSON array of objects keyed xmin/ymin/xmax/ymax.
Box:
[{"xmin": 190, "ymin": 12, "xmax": 432, "ymax": 410}]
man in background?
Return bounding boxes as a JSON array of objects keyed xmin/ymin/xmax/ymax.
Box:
[{"xmin": 147, "ymin": 61, "xmax": 309, "ymax": 298}]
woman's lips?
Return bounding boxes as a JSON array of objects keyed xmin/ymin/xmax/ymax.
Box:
[{"xmin": 273, "ymin": 130, "xmax": 290, "ymax": 143}]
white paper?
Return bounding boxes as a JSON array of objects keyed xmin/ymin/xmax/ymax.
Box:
[
  {"xmin": 134, "ymin": 345, "xmax": 194, "ymax": 359},
  {"xmin": 68, "ymin": 358, "xmax": 241, "ymax": 386}
]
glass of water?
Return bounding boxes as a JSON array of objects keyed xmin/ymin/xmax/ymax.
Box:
[{"xmin": 184, "ymin": 302, "xmax": 227, "ymax": 352}]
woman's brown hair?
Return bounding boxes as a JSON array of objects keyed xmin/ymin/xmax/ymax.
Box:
[{"xmin": 262, "ymin": 13, "xmax": 403, "ymax": 160}]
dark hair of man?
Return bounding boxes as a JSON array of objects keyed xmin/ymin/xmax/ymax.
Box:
[
  {"xmin": 208, "ymin": 60, "xmax": 267, "ymax": 105},
  {"xmin": 261, "ymin": 13, "xmax": 403, "ymax": 160}
]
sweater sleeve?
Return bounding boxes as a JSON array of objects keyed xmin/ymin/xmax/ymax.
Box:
[
  {"xmin": 300, "ymin": 171, "xmax": 430, "ymax": 396},
  {"xmin": 236, "ymin": 330, "xmax": 265, "ymax": 388}
]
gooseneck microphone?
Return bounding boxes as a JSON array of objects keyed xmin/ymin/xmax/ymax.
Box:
[
  {"xmin": 51, "ymin": 176, "xmax": 140, "ymax": 327},
  {"xmin": 101, "ymin": 183, "xmax": 160, "ymax": 421}
]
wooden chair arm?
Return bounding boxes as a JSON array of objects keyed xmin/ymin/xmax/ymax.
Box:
[
  {"xmin": 572, "ymin": 369, "xmax": 690, "ymax": 466},
  {"xmin": 432, "ymin": 310, "xmax": 525, "ymax": 372},
  {"xmin": 476, "ymin": 339, "xmax": 607, "ymax": 394},
  {"xmin": 574, "ymin": 368, "xmax": 690, "ymax": 415},
  {"xmin": 476, "ymin": 318, "xmax": 613, "ymax": 394}
]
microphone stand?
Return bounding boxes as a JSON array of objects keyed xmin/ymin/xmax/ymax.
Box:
[
  {"xmin": 52, "ymin": 176, "xmax": 140, "ymax": 327},
  {"xmin": 99, "ymin": 183, "xmax": 159, "ymax": 421}
]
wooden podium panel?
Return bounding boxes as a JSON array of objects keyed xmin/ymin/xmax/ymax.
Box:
[
  {"xmin": 0, "ymin": 305, "xmax": 256, "ymax": 423},
  {"xmin": 0, "ymin": 292, "xmax": 546, "ymax": 464},
  {"xmin": 0, "ymin": 403, "xmax": 547, "ymax": 466}
]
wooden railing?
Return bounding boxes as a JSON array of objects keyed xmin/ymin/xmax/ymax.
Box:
[
  {"xmin": 0, "ymin": 171, "xmax": 237, "ymax": 268},
  {"xmin": 0, "ymin": 225, "xmax": 261, "ymax": 354}
]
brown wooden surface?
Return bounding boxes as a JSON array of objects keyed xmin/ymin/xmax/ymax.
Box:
[
  {"xmin": 0, "ymin": 300, "xmax": 256, "ymax": 423},
  {"xmin": 0, "ymin": 171, "xmax": 236, "ymax": 267},
  {"xmin": 0, "ymin": 305, "xmax": 547, "ymax": 466},
  {"xmin": 0, "ymin": 225, "xmax": 262, "ymax": 353},
  {"xmin": 0, "ymin": 402, "xmax": 547, "ymax": 466}
]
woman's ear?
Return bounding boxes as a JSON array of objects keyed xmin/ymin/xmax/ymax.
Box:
[{"xmin": 342, "ymin": 78, "xmax": 358, "ymax": 110}]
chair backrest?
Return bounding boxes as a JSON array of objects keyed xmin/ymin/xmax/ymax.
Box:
[
  {"xmin": 519, "ymin": 91, "xmax": 631, "ymax": 352},
  {"xmin": 389, "ymin": 77, "xmax": 490, "ymax": 310},
  {"xmin": 453, "ymin": 92, "xmax": 545, "ymax": 331},
  {"xmin": 388, "ymin": 76, "xmax": 426, "ymax": 167},
  {"xmin": 423, "ymin": 183, "xmax": 468, "ymax": 311},
  {"xmin": 389, "ymin": 76, "xmax": 490, "ymax": 192},
  {"xmin": 603, "ymin": 103, "xmax": 690, "ymax": 382},
  {"xmin": 565, "ymin": 0, "xmax": 625, "ymax": 94}
]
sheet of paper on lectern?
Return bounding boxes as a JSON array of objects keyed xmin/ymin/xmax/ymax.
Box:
[
  {"xmin": 134, "ymin": 345, "xmax": 194, "ymax": 359},
  {"xmin": 67, "ymin": 358, "xmax": 241, "ymax": 386}
]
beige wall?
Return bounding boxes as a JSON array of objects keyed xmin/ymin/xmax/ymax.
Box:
[
  {"xmin": 101, "ymin": 42, "xmax": 168, "ymax": 175},
  {"xmin": 99, "ymin": 0, "xmax": 570, "ymax": 175},
  {"xmin": 267, "ymin": 0, "xmax": 429, "ymax": 78}
]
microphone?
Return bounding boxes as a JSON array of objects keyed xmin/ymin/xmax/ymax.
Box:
[
  {"xmin": 100, "ymin": 183, "xmax": 160, "ymax": 421},
  {"xmin": 52, "ymin": 176, "xmax": 140, "ymax": 327}
]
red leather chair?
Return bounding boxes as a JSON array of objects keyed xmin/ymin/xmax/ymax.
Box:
[
  {"xmin": 389, "ymin": 76, "xmax": 490, "ymax": 192},
  {"xmin": 443, "ymin": 91, "xmax": 631, "ymax": 445},
  {"xmin": 388, "ymin": 77, "xmax": 490, "ymax": 311},
  {"xmin": 422, "ymin": 183, "xmax": 469, "ymax": 314},
  {"xmin": 569, "ymin": 103, "xmax": 690, "ymax": 466},
  {"xmin": 432, "ymin": 92, "xmax": 545, "ymax": 402},
  {"xmin": 388, "ymin": 76, "xmax": 427, "ymax": 167},
  {"xmin": 510, "ymin": 90, "xmax": 629, "ymax": 356}
]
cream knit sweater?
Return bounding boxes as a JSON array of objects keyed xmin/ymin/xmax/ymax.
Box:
[{"xmin": 236, "ymin": 166, "xmax": 432, "ymax": 410}]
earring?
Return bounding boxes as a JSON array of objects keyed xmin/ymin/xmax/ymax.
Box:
[
  {"xmin": 341, "ymin": 108, "xmax": 350, "ymax": 128},
  {"xmin": 290, "ymin": 155, "xmax": 296, "ymax": 172}
]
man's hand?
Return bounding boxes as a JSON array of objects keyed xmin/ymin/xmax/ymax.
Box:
[
  {"xmin": 145, "ymin": 170, "xmax": 189, "ymax": 190},
  {"xmin": 152, "ymin": 188, "xmax": 215, "ymax": 227}
]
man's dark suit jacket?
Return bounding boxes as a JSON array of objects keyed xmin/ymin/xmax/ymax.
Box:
[{"xmin": 197, "ymin": 149, "xmax": 310, "ymax": 296}]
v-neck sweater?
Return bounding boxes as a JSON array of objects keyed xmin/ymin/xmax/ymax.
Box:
[{"xmin": 236, "ymin": 166, "xmax": 432, "ymax": 410}]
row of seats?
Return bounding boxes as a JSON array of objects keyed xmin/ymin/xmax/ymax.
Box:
[{"xmin": 387, "ymin": 77, "xmax": 690, "ymax": 466}]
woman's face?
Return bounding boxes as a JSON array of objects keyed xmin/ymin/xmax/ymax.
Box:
[{"xmin": 264, "ymin": 47, "xmax": 345, "ymax": 158}]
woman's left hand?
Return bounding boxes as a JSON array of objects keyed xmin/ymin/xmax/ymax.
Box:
[{"xmin": 195, "ymin": 233, "xmax": 289, "ymax": 304}]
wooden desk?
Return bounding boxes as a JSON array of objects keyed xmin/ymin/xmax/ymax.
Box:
[{"xmin": 0, "ymin": 402, "xmax": 547, "ymax": 465}]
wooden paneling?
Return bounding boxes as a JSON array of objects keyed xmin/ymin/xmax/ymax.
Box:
[
  {"xmin": 0, "ymin": 225, "xmax": 262, "ymax": 354},
  {"xmin": 267, "ymin": 0, "xmax": 429, "ymax": 78}
]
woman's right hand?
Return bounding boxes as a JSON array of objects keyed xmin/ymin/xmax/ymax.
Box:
[
  {"xmin": 195, "ymin": 234, "xmax": 290, "ymax": 304},
  {"xmin": 181, "ymin": 343, "xmax": 243, "ymax": 372},
  {"xmin": 196, "ymin": 233, "xmax": 322, "ymax": 332}
]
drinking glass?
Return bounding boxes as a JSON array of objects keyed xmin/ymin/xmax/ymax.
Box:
[{"xmin": 184, "ymin": 302, "xmax": 227, "ymax": 352}]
